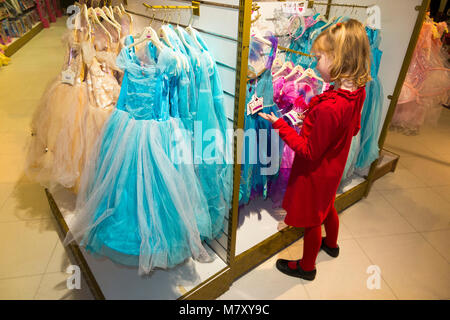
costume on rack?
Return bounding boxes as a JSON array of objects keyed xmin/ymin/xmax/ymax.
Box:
[
  {"xmin": 26, "ymin": 21, "xmax": 122, "ymax": 192},
  {"xmin": 391, "ymin": 18, "xmax": 450, "ymax": 135},
  {"xmin": 239, "ymin": 33, "xmax": 283, "ymax": 205},
  {"xmin": 167, "ymin": 25, "xmax": 231, "ymax": 238},
  {"xmin": 340, "ymin": 26, "xmax": 383, "ymax": 185},
  {"xmin": 269, "ymin": 74, "xmax": 322, "ymax": 207},
  {"xmin": 26, "ymin": 29, "xmax": 88, "ymax": 190},
  {"xmin": 356, "ymin": 27, "xmax": 384, "ymax": 170},
  {"xmin": 65, "ymin": 36, "xmax": 215, "ymax": 275}
]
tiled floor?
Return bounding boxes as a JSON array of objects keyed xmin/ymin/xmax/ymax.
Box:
[
  {"xmin": 220, "ymin": 113, "xmax": 450, "ymax": 300},
  {"xmin": 0, "ymin": 19, "xmax": 449, "ymax": 300}
]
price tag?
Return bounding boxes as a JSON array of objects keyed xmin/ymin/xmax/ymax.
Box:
[
  {"xmin": 61, "ymin": 69, "xmax": 75, "ymax": 85},
  {"xmin": 247, "ymin": 94, "xmax": 264, "ymax": 115},
  {"xmin": 284, "ymin": 110, "xmax": 303, "ymax": 126}
]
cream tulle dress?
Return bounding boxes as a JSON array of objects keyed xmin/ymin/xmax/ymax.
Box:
[{"xmin": 26, "ymin": 22, "xmax": 122, "ymax": 192}]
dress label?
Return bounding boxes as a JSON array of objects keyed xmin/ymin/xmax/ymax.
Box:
[
  {"xmin": 247, "ymin": 94, "xmax": 264, "ymax": 115},
  {"xmin": 284, "ymin": 109, "xmax": 303, "ymax": 126},
  {"xmin": 61, "ymin": 69, "xmax": 76, "ymax": 85}
]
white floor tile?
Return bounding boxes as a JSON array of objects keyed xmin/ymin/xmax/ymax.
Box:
[
  {"xmin": 357, "ymin": 233, "xmax": 450, "ymax": 299},
  {"xmin": 0, "ymin": 183, "xmax": 53, "ymax": 222},
  {"xmin": 421, "ymin": 230, "xmax": 450, "ymax": 263},
  {"xmin": 339, "ymin": 193, "xmax": 416, "ymax": 238},
  {"xmin": 0, "ymin": 220, "xmax": 59, "ymax": 279},
  {"xmin": 302, "ymin": 239, "xmax": 397, "ymax": 300},
  {"xmin": 379, "ymin": 187, "xmax": 450, "ymax": 232},
  {"xmin": 0, "ymin": 275, "xmax": 42, "ymax": 299},
  {"xmin": 372, "ymin": 163, "xmax": 427, "ymax": 191},
  {"xmin": 399, "ymin": 156, "xmax": 450, "ymax": 187},
  {"xmin": 218, "ymin": 251, "xmax": 310, "ymax": 300},
  {"xmin": 34, "ymin": 272, "xmax": 93, "ymax": 300}
]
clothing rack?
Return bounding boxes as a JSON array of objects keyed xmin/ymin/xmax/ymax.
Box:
[
  {"xmin": 142, "ymin": 2, "xmax": 200, "ymax": 16},
  {"xmin": 251, "ymin": 4, "xmax": 314, "ymax": 58},
  {"xmin": 277, "ymin": 0, "xmax": 372, "ymax": 9},
  {"xmin": 278, "ymin": 45, "xmax": 314, "ymax": 57},
  {"xmin": 125, "ymin": 9, "xmax": 234, "ymax": 42}
]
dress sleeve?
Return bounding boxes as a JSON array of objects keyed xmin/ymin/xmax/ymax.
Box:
[{"xmin": 272, "ymin": 104, "xmax": 340, "ymax": 161}]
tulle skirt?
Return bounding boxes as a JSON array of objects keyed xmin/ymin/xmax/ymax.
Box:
[
  {"xmin": 356, "ymin": 77, "xmax": 383, "ymax": 169},
  {"xmin": 26, "ymin": 79, "xmax": 87, "ymax": 190},
  {"xmin": 339, "ymin": 132, "xmax": 361, "ymax": 190},
  {"xmin": 392, "ymin": 68, "xmax": 450, "ymax": 134},
  {"xmin": 268, "ymin": 113, "xmax": 302, "ymax": 208},
  {"xmin": 25, "ymin": 78, "xmax": 115, "ymax": 192},
  {"xmin": 239, "ymin": 103, "xmax": 283, "ymax": 205},
  {"xmin": 65, "ymin": 109, "xmax": 213, "ymax": 274}
]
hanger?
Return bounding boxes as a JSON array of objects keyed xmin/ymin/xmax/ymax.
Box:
[
  {"xmin": 96, "ymin": 7, "xmax": 121, "ymax": 37},
  {"xmin": 103, "ymin": 6, "xmax": 121, "ymax": 29},
  {"xmin": 284, "ymin": 65, "xmax": 305, "ymax": 81},
  {"xmin": 88, "ymin": 7, "xmax": 113, "ymax": 45},
  {"xmin": 81, "ymin": 4, "xmax": 92, "ymax": 42},
  {"xmin": 186, "ymin": 23, "xmax": 202, "ymax": 50},
  {"xmin": 251, "ymin": 25, "xmax": 272, "ymax": 47},
  {"xmin": 273, "ymin": 61, "xmax": 294, "ymax": 79},
  {"xmin": 128, "ymin": 26, "xmax": 163, "ymax": 51},
  {"xmin": 310, "ymin": 15, "xmax": 337, "ymax": 40},
  {"xmin": 294, "ymin": 68, "xmax": 323, "ymax": 83},
  {"xmin": 113, "ymin": 5, "xmax": 123, "ymax": 17},
  {"xmin": 158, "ymin": 11, "xmax": 174, "ymax": 49},
  {"xmin": 120, "ymin": 3, "xmax": 133, "ymax": 28}
]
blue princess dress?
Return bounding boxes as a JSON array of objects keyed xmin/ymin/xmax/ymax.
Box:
[
  {"xmin": 190, "ymin": 28, "xmax": 233, "ymax": 208},
  {"xmin": 169, "ymin": 25, "xmax": 231, "ymax": 238},
  {"xmin": 65, "ymin": 37, "xmax": 214, "ymax": 275},
  {"xmin": 340, "ymin": 27, "xmax": 383, "ymax": 185},
  {"xmin": 239, "ymin": 34, "xmax": 283, "ymax": 205},
  {"xmin": 356, "ymin": 27, "xmax": 383, "ymax": 171}
]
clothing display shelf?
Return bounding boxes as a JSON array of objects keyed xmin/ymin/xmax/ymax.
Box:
[
  {"xmin": 45, "ymin": 0, "xmax": 431, "ymax": 300},
  {"xmin": 1, "ymin": 0, "xmax": 44, "ymax": 55}
]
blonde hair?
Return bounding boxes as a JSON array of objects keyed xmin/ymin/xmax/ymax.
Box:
[{"xmin": 312, "ymin": 19, "xmax": 371, "ymax": 87}]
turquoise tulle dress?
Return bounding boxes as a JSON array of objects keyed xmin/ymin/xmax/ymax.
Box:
[
  {"xmin": 356, "ymin": 27, "xmax": 383, "ymax": 170},
  {"xmin": 239, "ymin": 35, "xmax": 283, "ymax": 205},
  {"xmin": 171, "ymin": 25, "xmax": 232, "ymax": 238},
  {"xmin": 340, "ymin": 27, "xmax": 383, "ymax": 185},
  {"xmin": 65, "ymin": 36, "xmax": 215, "ymax": 274}
]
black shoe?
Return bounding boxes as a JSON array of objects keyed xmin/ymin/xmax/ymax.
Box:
[
  {"xmin": 321, "ymin": 237, "xmax": 339, "ymax": 258},
  {"xmin": 276, "ymin": 259, "xmax": 316, "ymax": 281}
]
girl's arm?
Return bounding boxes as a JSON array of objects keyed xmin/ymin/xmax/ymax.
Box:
[{"xmin": 272, "ymin": 106, "xmax": 339, "ymax": 161}]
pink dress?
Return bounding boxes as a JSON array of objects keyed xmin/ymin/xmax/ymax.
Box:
[
  {"xmin": 269, "ymin": 75, "xmax": 322, "ymax": 207},
  {"xmin": 391, "ymin": 20, "xmax": 450, "ymax": 134}
]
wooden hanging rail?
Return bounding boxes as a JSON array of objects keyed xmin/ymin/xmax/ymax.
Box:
[
  {"xmin": 278, "ymin": 45, "xmax": 314, "ymax": 58},
  {"xmin": 277, "ymin": 0, "xmax": 372, "ymax": 9},
  {"xmin": 143, "ymin": 1, "xmax": 200, "ymax": 16},
  {"xmin": 142, "ymin": 3, "xmax": 199, "ymax": 10},
  {"xmin": 313, "ymin": 1, "xmax": 372, "ymax": 9}
]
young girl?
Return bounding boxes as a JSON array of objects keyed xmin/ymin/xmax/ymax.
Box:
[{"xmin": 259, "ymin": 19, "xmax": 371, "ymax": 281}]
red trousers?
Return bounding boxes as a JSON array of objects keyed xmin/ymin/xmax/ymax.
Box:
[{"xmin": 288, "ymin": 205, "xmax": 339, "ymax": 271}]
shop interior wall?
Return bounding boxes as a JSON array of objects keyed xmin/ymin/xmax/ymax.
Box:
[{"xmin": 121, "ymin": 0, "xmax": 241, "ymax": 264}]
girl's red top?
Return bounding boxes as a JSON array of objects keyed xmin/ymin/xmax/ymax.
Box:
[{"xmin": 272, "ymin": 85, "xmax": 366, "ymax": 228}]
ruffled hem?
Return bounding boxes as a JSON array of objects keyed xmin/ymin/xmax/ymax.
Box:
[{"xmin": 67, "ymin": 109, "xmax": 214, "ymax": 274}]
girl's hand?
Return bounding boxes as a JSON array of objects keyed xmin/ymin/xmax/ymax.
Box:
[
  {"xmin": 295, "ymin": 113, "xmax": 306, "ymax": 129},
  {"xmin": 258, "ymin": 112, "xmax": 279, "ymax": 124}
]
